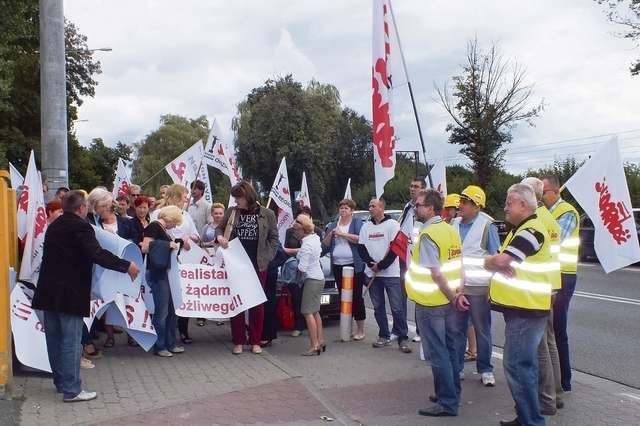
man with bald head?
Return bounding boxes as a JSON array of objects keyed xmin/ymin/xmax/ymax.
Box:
[{"xmin": 358, "ymin": 198, "xmax": 411, "ymax": 353}]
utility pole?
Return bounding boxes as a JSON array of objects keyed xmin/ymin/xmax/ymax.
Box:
[{"xmin": 40, "ymin": 0, "xmax": 68, "ymax": 199}]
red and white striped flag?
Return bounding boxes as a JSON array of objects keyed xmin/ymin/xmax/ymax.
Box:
[
  {"xmin": 268, "ymin": 157, "xmax": 294, "ymax": 243},
  {"xmin": 372, "ymin": 0, "xmax": 403, "ymax": 198}
]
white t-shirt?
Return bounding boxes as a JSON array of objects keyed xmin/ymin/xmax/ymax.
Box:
[
  {"xmin": 332, "ymin": 222, "xmax": 353, "ymax": 265},
  {"xmin": 358, "ymin": 217, "xmax": 400, "ymax": 278}
]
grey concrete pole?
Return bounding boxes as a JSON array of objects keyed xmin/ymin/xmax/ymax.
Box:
[{"xmin": 40, "ymin": 0, "xmax": 68, "ymax": 199}]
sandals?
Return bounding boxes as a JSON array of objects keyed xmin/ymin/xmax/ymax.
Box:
[
  {"xmin": 103, "ymin": 336, "xmax": 115, "ymax": 348},
  {"xmin": 464, "ymin": 350, "xmax": 477, "ymax": 362}
]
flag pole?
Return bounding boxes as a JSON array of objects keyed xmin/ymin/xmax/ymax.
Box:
[{"xmin": 387, "ymin": 0, "xmax": 433, "ymax": 188}]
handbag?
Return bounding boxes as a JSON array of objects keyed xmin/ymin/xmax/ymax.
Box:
[{"xmin": 276, "ymin": 286, "xmax": 295, "ymax": 331}]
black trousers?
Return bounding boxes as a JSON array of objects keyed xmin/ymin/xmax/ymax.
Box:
[
  {"xmin": 332, "ymin": 264, "xmax": 366, "ymax": 321},
  {"xmin": 262, "ymin": 268, "xmax": 279, "ymax": 341}
]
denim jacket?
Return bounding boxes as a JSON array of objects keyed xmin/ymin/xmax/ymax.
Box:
[{"xmin": 324, "ymin": 217, "xmax": 365, "ymax": 273}]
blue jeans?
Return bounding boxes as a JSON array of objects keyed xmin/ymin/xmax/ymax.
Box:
[
  {"xmin": 43, "ymin": 310, "xmax": 83, "ymax": 399},
  {"xmin": 553, "ymin": 273, "xmax": 576, "ymax": 391},
  {"xmin": 458, "ymin": 293, "xmax": 494, "ymax": 374},
  {"xmin": 416, "ymin": 304, "xmax": 465, "ymax": 415},
  {"xmin": 368, "ymin": 276, "xmax": 408, "ymax": 340},
  {"xmin": 148, "ymin": 270, "xmax": 177, "ymax": 352},
  {"xmin": 503, "ymin": 311, "xmax": 547, "ymax": 426}
]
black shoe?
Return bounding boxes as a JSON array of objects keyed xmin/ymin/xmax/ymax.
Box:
[
  {"xmin": 499, "ymin": 418, "xmax": 521, "ymax": 426},
  {"xmin": 428, "ymin": 394, "xmax": 438, "ymax": 403},
  {"xmin": 540, "ymin": 407, "xmax": 557, "ymax": 416},
  {"xmin": 398, "ymin": 339, "xmax": 412, "ymax": 353},
  {"xmin": 418, "ymin": 404, "xmax": 456, "ymax": 417},
  {"xmin": 556, "ymin": 399, "xmax": 565, "ymax": 409}
]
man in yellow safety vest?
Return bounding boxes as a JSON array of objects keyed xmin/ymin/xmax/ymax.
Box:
[
  {"xmin": 405, "ymin": 189, "xmax": 467, "ymax": 417},
  {"xmin": 485, "ymin": 184, "xmax": 553, "ymax": 426}
]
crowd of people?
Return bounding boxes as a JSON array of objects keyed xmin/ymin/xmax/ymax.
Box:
[{"xmin": 30, "ymin": 176, "xmax": 579, "ymax": 426}]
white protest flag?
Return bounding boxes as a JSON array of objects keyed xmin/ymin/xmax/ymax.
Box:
[
  {"xmin": 268, "ymin": 157, "xmax": 294, "ymax": 243},
  {"xmin": 19, "ymin": 154, "xmax": 47, "ymax": 284},
  {"xmin": 9, "ymin": 162, "xmax": 24, "ymax": 189},
  {"xmin": 165, "ymin": 140, "xmax": 213, "ymax": 203},
  {"xmin": 427, "ymin": 161, "xmax": 447, "ymax": 196},
  {"xmin": 10, "ymin": 284, "xmax": 51, "ymax": 373},
  {"xmin": 296, "ymin": 171, "xmax": 311, "ymax": 210},
  {"xmin": 564, "ymin": 138, "xmax": 640, "ymax": 272},
  {"xmin": 372, "ymin": 0, "xmax": 404, "ymax": 198},
  {"xmin": 203, "ymin": 118, "xmax": 242, "ymax": 185},
  {"xmin": 344, "ymin": 178, "xmax": 352, "ymax": 200},
  {"xmin": 17, "ymin": 151, "xmax": 38, "ymax": 240},
  {"xmin": 112, "ymin": 158, "xmax": 132, "ymax": 199}
]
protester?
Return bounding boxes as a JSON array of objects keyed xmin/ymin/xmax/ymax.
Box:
[
  {"xmin": 116, "ymin": 195, "xmax": 132, "ymax": 218},
  {"xmin": 45, "ymin": 200, "xmax": 63, "ymax": 224},
  {"xmin": 54, "ymin": 186, "xmax": 69, "ymax": 203},
  {"xmin": 542, "ymin": 175, "xmax": 580, "ymax": 393},
  {"xmin": 323, "ymin": 199, "xmax": 367, "ymax": 340},
  {"xmin": 188, "ymin": 180, "xmax": 211, "ymax": 237},
  {"xmin": 215, "ymin": 181, "xmax": 278, "ymax": 355},
  {"xmin": 32, "ymin": 190, "xmax": 139, "ymax": 402},
  {"xmin": 201, "ymin": 202, "xmax": 226, "ymax": 247},
  {"xmin": 140, "ymin": 205, "xmax": 185, "ymax": 357},
  {"xmin": 294, "ymin": 214, "xmax": 326, "ymax": 356},
  {"xmin": 358, "ymin": 198, "xmax": 411, "ymax": 353},
  {"xmin": 485, "ymin": 183, "xmax": 554, "ymax": 426},
  {"xmin": 522, "ymin": 176, "xmax": 564, "ymax": 415},
  {"xmin": 451, "ymin": 185, "xmax": 500, "ymax": 387},
  {"xmin": 158, "ymin": 184, "xmax": 170, "ymax": 201},
  {"xmin": 261, "ymin": 244, "xmax": 288, "ymax": 347},
  {"xmin": 154, "ymin": 183, "xmax": 200, "ymax": 344},
  {"xmin": 127, "ymin": 184, "xmax": 142, "ymax": 217},
  {"xmin": 406, "ymin": 189, "xmax": 465, "ymax": 417},
  {"xmin": 147, "ymin": 196, "xmax": 158, "ymax": 214},
  {"xmin": 443, "ymin": 193, "xmax": 460, "ymax": 223},
  {"xmin": 130, "ymin": 195, "xmax": 151, "ymax": 247}
]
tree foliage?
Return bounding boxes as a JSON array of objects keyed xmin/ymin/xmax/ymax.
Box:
[
  {"xmin": 0, "ymin": 0, "xmax": 105, "ymax": 190},
  {"xmin": 232, "ymin": 75, "xmax": 376, "ymax": 221},
  {"xmin": 595, "ymin": 0, "xmax": 640, "ymax": 75},
  {"xmin": 437, "ymin": 39, "xmax": 543, "ymax": 188}
]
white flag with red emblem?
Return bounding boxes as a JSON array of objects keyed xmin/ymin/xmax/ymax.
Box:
[
  {"xmin": 564, "ymin": 138, "xmax": 640, "ymax": 273},
  {"xmin": 165, "ymin": 140, "xmax": 213, "ymax": 203},
  {"xmin": 372, "ymin": 0, "xmax": 404, "ymax": 198},
  {"xmin": 427, "ymin": 161, "xmax": 447, "ymax": 196},
  {"xmin": 296, "ymin": 171, "xmax": 311, "ymax": 211},
  {"xmin": 203, "ymin": 118, "xmax": 242, "ymax": 185},
  {"xmin": 112, "ymin": 158, "xmax": 132, "ymax": 199},
  {"xmin": 16, "ymin": 151, "xmax": 38, "ymax": 240},
  {"xmin": 344, "ymin": 178, "xmax": 352, "ymax": 200},
  {"xmin": 269, "ymin": 157, "xmax": 294, "ymax": 243},
  {"xmin": 19, "ymin": 153, "xmax": 48, "ymax": 284},
  {"xmin": 9, "ymin": 162, "xmax": 24, "ymax": 190}
]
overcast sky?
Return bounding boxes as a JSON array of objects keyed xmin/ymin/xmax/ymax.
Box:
[{"xmin": 65, "ymin": 0, "xmax": 640, "ymax": 174}]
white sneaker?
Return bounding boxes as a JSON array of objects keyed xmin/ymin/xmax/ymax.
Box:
[
  {"xmin": 169, "ymin": 346, "xmax": 185, "ymax": 354},
  {"xmin": 412, "ymin": 335, "xmax": 421, "ymax": 342},
  {"xmin": 481, "ymin": 372, "xmax": 496, "ymax": 387},
  {"xmin": 291, "ymin": 330, "xmax": 302, "ymax": 337},
  {"xmin": 155, "ymin": 349, "xmax": 173, "ymax": 357},
  {"xmin": 63, "ymin": 390, "xmax": 97, "ymax": 402}
]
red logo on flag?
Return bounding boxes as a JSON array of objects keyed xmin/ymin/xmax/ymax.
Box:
[
  {"xmin": 595, "ymin": 178, "xmax": 633, "ymax": 245},
  {"xmin": 282, "ymin": 187, "xmax": 289, "ymax": 195},
  {"xmin": 171, "ymin": 162, "xmax": 187, "ymax": 181},
  {"xmin": 18, "ymin": 185, "xmax": 29, "ymax": 212},
  {"xmin": 217, "ymin": 144, "xmax": 225, "ymax": 156},
  {"xmin": 117, "ymin": 180, "xmax": 130, "ymax": 197},
  {"xmin": 34, "ymin": 206, "xmax": 47, "ymax": 239}
]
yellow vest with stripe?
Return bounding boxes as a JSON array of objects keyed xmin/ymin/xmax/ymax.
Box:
[
  {"xmin": 536, "ymin": 206, "xmax": 562, "ymax": 290},
  {"xmin": 405, "ymin": 219, "xmax": 462, "ymax": 307},
  {"xmin": 489, "ymin": 216, "xmax": 552, "ymax": 311},
  {"xmin": 550, "ymin": 200, "xmax": 580, "ymax": 274}
]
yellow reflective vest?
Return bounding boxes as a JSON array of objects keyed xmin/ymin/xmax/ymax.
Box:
[
  {"xmin": 405, "ymin": 218, "xmax": 462, "ymax": 307},
  {"xmin": 536, "ymin": 206, "xmax": 562, "ymax": 291},
  {"xmin": 550, "ymin": 200, "xmax": 580, "ymax": 275},
  {"xmin": 489, "ymin": 216, "xmax": 552, "ymax": 311}
]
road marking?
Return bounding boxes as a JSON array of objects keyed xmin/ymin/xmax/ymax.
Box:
[
  {"xmin": 620, "ymin": 393, "xmax": 640, "ymax": 402},
  {"xmin": 575, "ymin": 291, "xmax": 640, "ymax": 306}
]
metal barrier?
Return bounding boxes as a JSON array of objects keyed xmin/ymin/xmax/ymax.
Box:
[{"xmin": 0, "ymin": 170, "xmax": 17, "ymax": 396}]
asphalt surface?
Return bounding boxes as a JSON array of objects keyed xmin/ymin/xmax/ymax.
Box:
[{"xmin": 397, "ymin": 261, "xmax": 640, "ymax": 389}]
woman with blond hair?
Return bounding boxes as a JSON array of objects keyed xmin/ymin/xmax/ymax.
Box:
[
  {"xmin": 294, "ymin": 214, "xmax": 325, "ymax": 356},
  {"xmin": 216, "ymin": 181, "xmax": 278, "ymax": 355},
  {"xmin": 140, "ymin": 205, "xmax": 184, "ymax": 357},
  {"xmin": 153, "ymin": 183, "xmax": 200, "ymax": 343}
]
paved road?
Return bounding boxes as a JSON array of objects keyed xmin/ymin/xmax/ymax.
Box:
[{"xmin": 400, "ymin": 262, "xmax": 640, "ymax": 389}]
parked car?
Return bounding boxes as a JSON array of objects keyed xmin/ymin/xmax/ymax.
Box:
[{"xmin": 578, "ymin": 208, "xmax": 640, "ymax": 262}]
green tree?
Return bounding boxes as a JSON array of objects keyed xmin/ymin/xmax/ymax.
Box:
[
  {"xmin": 0, "ymin": 0, "xmax": 103, "ymax": 189},
  {"xmin": 133, "ymin": 114, "xmax": 214, "ymax": 198},
  {"xmin": 595, "ymin": 0, "xmax": 640, "ymax": 75},
  {"xmin": 436, "ymin": 39, "xmax": 543, "ymax": 188}
]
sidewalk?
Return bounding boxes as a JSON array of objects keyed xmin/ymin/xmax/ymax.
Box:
[{"xmin": 8, "ymin": 312, "xmax": 640, "ymax": 425}]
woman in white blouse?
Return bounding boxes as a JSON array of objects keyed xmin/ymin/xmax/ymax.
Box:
[{"xmin": 294, "ymin": 214, "xmax": 325, "ymax": 356}]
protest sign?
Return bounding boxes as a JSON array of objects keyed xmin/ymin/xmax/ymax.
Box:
[{"xmin": 10, "ymin": 284, "xmax": 51, "ymax": 373}]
